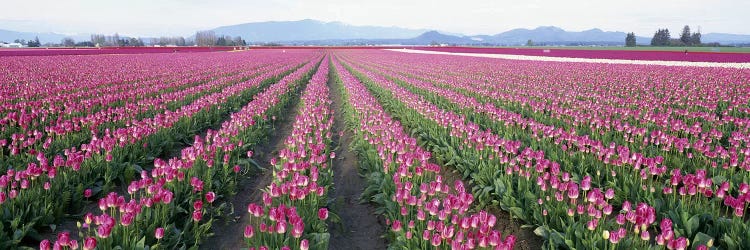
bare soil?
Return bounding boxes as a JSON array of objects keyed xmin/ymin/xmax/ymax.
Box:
[
  {"xmin": 200, "ymin": 91, "xmax": 303, "ymax": 250},
  {"xmin": 327, "ymin": 76, "xmax": 388, "ymax": 250}
]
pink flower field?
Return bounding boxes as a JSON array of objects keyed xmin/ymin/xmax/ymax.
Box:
[{"xmin": 1, "ymin": 48, "xmax": 749, "ymax": 249}]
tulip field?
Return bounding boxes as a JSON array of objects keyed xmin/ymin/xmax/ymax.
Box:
[{"xmin": 1, "ymin": 48, "xmax": 749, "ymax": 250}]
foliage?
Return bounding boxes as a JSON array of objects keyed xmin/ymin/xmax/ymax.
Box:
[
  {"xmin": 625, "ymin": 32, "xmax": 636, "ymax": 47},
  {"xmin": 651, "ymin": 29, "xmax": 670, "ymax": 46}
]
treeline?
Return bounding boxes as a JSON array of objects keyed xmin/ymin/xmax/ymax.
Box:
[
  {"xmin": 92, "ymin": 32, "xmax": 246, "ymax": 47},
  {"xmin": 625, "ymin": 25, "xmax": 717, "ymax": 47},
  {"xmin": 4, "ymin": 31, "xmax": 247, "ymax": 47},
  {"xmin": 194, "ymin": 30, "xmax": 246, "ymax": 46},
  {"xmin": 90, "ymin": 33, "xmax": 145, "ymax": 47},
  {"xmin": 7, "ymin": 37, "xmax": 42, "ymax": 47},
  {"xmin": 649, "ymin": 25, "xmax": 706, "ymax": 46}
]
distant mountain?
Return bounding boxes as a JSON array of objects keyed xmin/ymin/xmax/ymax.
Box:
[
  {"xmin": 209, "ymin": 21, "xmax": 659, "ymax": 45},
  {"xmin": 408, "ymin": 31, "xmax": 474, "ymax": 44},
  {"xmin": 0, "ymin": 29, "xmax": 88, "ymax": 44},
  {"xmin": 211, "ymin": 19, "xmax": 429, "ymax": 42},
  {"xmin": 703, "ymin": 33, "xmax": 750, "ymax": 44},
  {"xmin": 3, "ymin": 19, "xmax": 750, "ymax": 46},
  {"xmin": 483, "ymin": 26, "xmax": 651, "ymax": 45}
]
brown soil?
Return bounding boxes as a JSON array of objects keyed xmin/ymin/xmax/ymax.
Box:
[
  {"xmin": 487, "ymin": 206, "xmax": 545, "ymax": 250},
  {"xmin": 327, "ymin": 75, "xmax": 388, "ymax": 250},
  {"xmin": 200, "ymin": 90, "xmax": 304, "ymax": 250}
]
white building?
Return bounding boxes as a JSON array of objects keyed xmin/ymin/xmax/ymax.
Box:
[{"xmin": 0, "ymin": 42, "xmax": 23, "ymax": 48}]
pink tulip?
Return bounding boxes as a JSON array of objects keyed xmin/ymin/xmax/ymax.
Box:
[
  {"xmin": 40, "ymin": 239, "xmax": 51, "ymax": 250},
  {"xmin": 318, "ymin": 207, "xmax": 329, "ymax": 220},
  {"xmin": 96, "ymin": 225, "xmax": 112, "ymax": 238},
  {"xmin": 300, "ymin": 239, "xmax": 309, "ymax": 250},
  {"xmin": 431, "ymin": 234, "xmax": 442, "ymax": 247},
  {"xmin": 155, "ymin": 227, "xmax": 165, "ymax": 239},
  {"xmin": 391, "ymin": 220, "xmax": 402, "ymax": 232},
  {"xmin": 83, "ymin": 237, "xmax": 96, "ymax": 250},
  {"xmin": 57, "ymin": 231, "xmax": 71, "ymax": 246},
  {"xmin": 192, "ymin": 210, "xmax": 202, "ymax": 222},
  {"xmin": 120, "ymin": 212, "xmax": 135, "ymax": 227},
  {"xmin": 244, "ymin": 225, "xmax": 254, "ymax": 238},
  {"xmin": 84, "ymin": 189, "xmax": 92, "ymax": 198},
  {"xmin": 276, "ymin": 221, "xmax": 287, "ymax": 234},
  {"xmin": 69, "ymin": 240, "xmax": 79, "ymax": 249},
  {"xmin": 206, "ymin": 191, "xmax": 216, "ymax": 203}
]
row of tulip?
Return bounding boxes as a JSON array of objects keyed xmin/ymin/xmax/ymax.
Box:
[
  {"xmin": 0, "ymin": 50, "xmax": 321, "ymax": 247},
  {"xmin": 336, "ymin": 54, "xmax": 738, "ymax": 249},
  {"xmin": 341, "ymin": 53, "xmax": 750, "ymax": 227},
  {"xmin": 0, "ymin": 53, "xmax": 288, "ymax": 157},
  {"xmin": 0, "ymin": 52, "xmax": 283, "ymax": 166},
  {"xmin": 243, "ymin": 56, "xmax": 334, "ymax": 250},
  {"xmin": 1, "ymin": 61, "xmax": 278, "ymax": 172},
  {"xmin": 332, "ymin": 55, "xmax": 517, "ymax": 249},
  {"xmin": 2, "ymin": 55, "xmax": 222, "ymax": 129},
  {"xmin": 351, "ymin": 51, "xmax": 750, "ymax": 175},
  {"xmin": 349, "ymin": 51, "xmax": 750, "ymax": 180},
  {"xmin": 40, "ymin": 54, "xmax": 323, "ymax": 250},
  {"xmin": 0, "ymin": 50, "xmax": 257, "ymax": 110}
]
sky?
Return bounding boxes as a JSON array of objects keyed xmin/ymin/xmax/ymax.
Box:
[{"xmin": 0, "ymin": 0, "xmax": 748, "ymax": 37}]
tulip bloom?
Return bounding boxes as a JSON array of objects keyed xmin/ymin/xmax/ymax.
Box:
[
  {"xmin": 244, "ymin": 225, "xmax": 254, "ymax": 238},
  {"xmin": 300, "ymin": 239, "xmax": 309, "ymax": 250},
  {"xmin": 83, "ymin": 237, "xmax": 97, "ymax": 250},
  {"xmin": 318, "ymin": 208, "xmax": 329, "ymax": 220},
  {"xmin": 206, "ymin": 191, "xmax": 216, "ymax": 203},
  {"xmin": 40, "ymin": 240, "xmax": 51, "ymax": 250},
  {"xmin": 155, "ymin": 227, "xmax": 165, "ymax": 240},
  {"xmin": 192, "ymin": 210, "xmax": 202, "ymax": 222}
]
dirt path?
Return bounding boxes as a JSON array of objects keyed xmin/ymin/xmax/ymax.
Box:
[
  {"xmin": 200, "ymin": 87, "xmax": 305, "ymax": 250},
  {"xmin": 327, "ymin": 71, "xmax": 388, "ymax": 250}
]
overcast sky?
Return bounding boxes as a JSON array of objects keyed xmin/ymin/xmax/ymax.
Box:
[{"xmin": 0, "ymin": 0, "xmax": 747, "ymax": 37}]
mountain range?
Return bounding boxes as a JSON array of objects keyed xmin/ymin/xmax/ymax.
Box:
[{"xmin": 2, "ymin": 19, "xmax": 749, "ymax": 46}]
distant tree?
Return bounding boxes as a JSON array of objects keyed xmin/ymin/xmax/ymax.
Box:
[
  {"xmin": 75, "ymin": 41, "xmax": 95, "ymax": 47},
  {"xmin": 62, "ymin": 37, "xmax": 76, "ymax": 47},
  {"xmin": 233, "ymin": 36, "xmax": 246, "ymax": 46},
  {"xmin": 625, "ymin": 32, "xmax": 636, "ymax": 47},
  {"xmin": 650, "ymin": 29, "xmax": 670, "ymax": 46},
  {"xmin": 680, "ymin": 25, "xmax": 692, "ymax": 45},
  {"xmin": 176, "ymin": 36, "xmax": 186, "ymax": 46},
  {"xmin": 216, "ymin": 36, "xmax": 227, "ymax": 46},
  {"xmin": 691, "ymin": 27, "xmax": 702, "ymax": 46},
  {"xmin": 113, "ymin": 33, "xmax": 121, "ymax": 46},
  {"xmin": 91, "ymin": 34, "xmax": 106, "ymax": 46},
  {"xmin": 526, "ymin": 39, "xmax": 534, "ymax": 46},
  {"xmin": 128, "ymin": 37, "xmax": 144, "ymax": 47},
  {"xmin": 195, "ymin": 30, "xmax": 217, "ymax": 46},
  {"xmin": 690, "ymin": 33, "xmax": 701, "ymax": 46},
  {"xmin": 27, "ymin": 36, "xmax": 41, "ymax": 47},
  {"xmin": 669, "ymin": 38, "xmax": 685, "ymax": 46}
]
